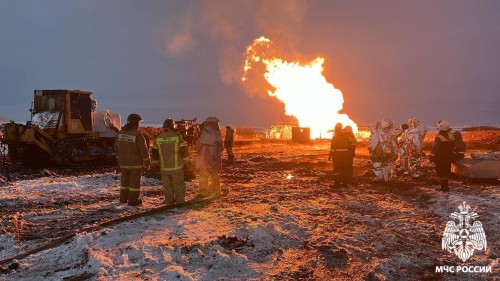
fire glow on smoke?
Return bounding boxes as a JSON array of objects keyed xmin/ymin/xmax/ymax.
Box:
[{"xmin": 243, "ymin": 37, "xmax": 357, "ymax": 139}]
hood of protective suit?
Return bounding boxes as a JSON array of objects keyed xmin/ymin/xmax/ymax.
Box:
[
  {"xmin": 369, "ymin": 119, "xmax": 398, "ymax": 162},
  {"xmin": 380, "ymin": 119, "xmax": 393, "ymax": 130},
  {"xmin": 408, "ymin": 118, "xmax": 420, "ymax": 128}
]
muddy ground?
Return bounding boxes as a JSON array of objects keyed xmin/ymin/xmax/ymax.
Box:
[{"xmin": 0, "ymin": 137, "xmax": 499, "ymax": 280}]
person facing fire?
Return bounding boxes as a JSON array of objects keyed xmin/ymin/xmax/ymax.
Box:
[
  {"xmin": 155, "ymin": 118, "xmax": 188, "ymax": 204},
  {"xmin": 225, "ymin": 125, "xmax": 235, "ymax": 164},
  {"xmin": 452, "ymin": 131, "xmax": 466, "ymax": 162},
  {"xmin": 397, "ymin": 123, "xmax": 409, "ymax": 172},
  {"xmin": 402, "ymin": 118, "xmax": 426, "ymax": 177},
  {"xmin": 328, "ymin": 123, "xmax": 351, "ymax": 189},
  {"xmin": 115, "ymin": 113, "xmax": 151, "ymax": 206},
  {"xmin": 196, "ymin": 117, "xmax": 223, "ymax": 199},
  {"xmin": 343, "ymin": 125, "xmax": 357, "ymax": 183},
  {"xmin": 368, "ymin": 119, "xmax": 399, "ymax": 182},
  {"xmin": 429, "ymin": 120, "xmax": 455, "ymax": 192}
]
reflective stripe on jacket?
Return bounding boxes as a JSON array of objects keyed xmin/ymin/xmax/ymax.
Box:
[
  {"xmin": 329, "ymin": 132, "xmax": 351, "ymax": 165},
  {"xmin": 330, "ymin": 148, "xmax": 349, "ymax": 152},
  {"xmin": 330, "ymin": 133, "xmax": 350, "ymax": 154},
  {"xmin": 430, "ymin": 131, "xmax": 455, "ymax": 162},
  {"xmin": 155, "ymin": 129, "xmax": 187, "ymax": 172},
  {"xmin": 115, "ymin": 127, "xmax": 150, "ymax": 169}
]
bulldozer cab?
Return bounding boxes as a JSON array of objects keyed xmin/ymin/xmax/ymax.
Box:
[
  {"xmin": 32, "ymin": 90, "xmax": 95, "ymax": 135},
  {"xmin": 5, "ymin": 89, "xmax": 118, "ymax": 166}
]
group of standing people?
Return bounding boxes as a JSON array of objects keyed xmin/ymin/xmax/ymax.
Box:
[
  {"xmin": 331, "ymin": 118, "xmax": 466, "ymax": 192},
  {"xmin": 114, "ymin": 114, "xmax": 234, "ymax": 206},
  {"xmin": 365, "ymin": 118, "xmax": 428, "ymax": 182},
  {"xmin": 328, "ymin": 123, "xmax": 357, "ymax": 189},
  {"xmin": 115, "ymin": 113, "xmax": 468, "ymax": 205}
]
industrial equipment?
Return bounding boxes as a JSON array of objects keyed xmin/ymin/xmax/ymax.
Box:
[{"xmin": 3, "ymin": 90, "xmax": 121, "ymax": 166}]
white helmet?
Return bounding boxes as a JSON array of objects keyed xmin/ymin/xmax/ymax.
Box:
[{"xmin": 437, "ymin": 120, "xmax": 450, "ymax": 131}]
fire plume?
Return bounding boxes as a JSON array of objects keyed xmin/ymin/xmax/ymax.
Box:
[{"xmin": 242, "ymin": 37, "xmax": 357, "ymax": 139}]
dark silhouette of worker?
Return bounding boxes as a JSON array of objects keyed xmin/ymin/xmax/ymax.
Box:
[
  {"xmin": 452, "ymin": 131, "xmax": 466, "ymax": 162},
  {"xmin": 328, "ymin": 123, "xmax": 351, "ymax": 189},
  {"xmin": 343, "ymin": 126, "xmax": 357, "ymax": 183},
  {"xmin": 429, "ymin": 120, "xmax": 455, "ymax": 192},
  {"xmin": 397, "ymin": 123, "xmax": 410, "ymax": 172},
  {"xmin": 225, "ymin": 125, "xmax": 235, "ymax": 164}
]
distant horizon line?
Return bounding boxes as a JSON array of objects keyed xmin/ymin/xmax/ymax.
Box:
[{"xmin": 140, "ymin": 123, "xmax": 500, "ymax": 130}]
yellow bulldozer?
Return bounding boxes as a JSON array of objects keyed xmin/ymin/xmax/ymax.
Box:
[{"xmin": 3, "ymin": 90, "xmax": 121, "ymax": 166}]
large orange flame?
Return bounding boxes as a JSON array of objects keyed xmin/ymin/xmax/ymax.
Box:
[{"xmin": 242, "ymin": 37, "xmax": 357, "ymax": 139}]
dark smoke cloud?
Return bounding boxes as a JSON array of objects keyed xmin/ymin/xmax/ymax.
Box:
[{"xmin": 162, "ymin": 0, "xmax": 309, "ymax": 88}]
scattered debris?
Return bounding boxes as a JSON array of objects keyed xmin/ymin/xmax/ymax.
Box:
[{"xmin": 471, "ymin": 151, "xmax": 500, "ymax": 161}]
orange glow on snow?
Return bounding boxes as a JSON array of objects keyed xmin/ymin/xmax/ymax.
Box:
[{"xmin": 243, "ymin": 37, "xmax": 357, "ymax": 139}]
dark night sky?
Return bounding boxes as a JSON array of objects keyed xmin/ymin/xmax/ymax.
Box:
[{"xmin": 1, "ymin": 0, "xmax": 499, "ymax": 127}]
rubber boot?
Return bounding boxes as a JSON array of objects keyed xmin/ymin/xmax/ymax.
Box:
[
  {"xmin": 128, "ymin": 191, "xmax": 143, "ymax": 206},
  {"xmin": 174, "ymin": 184, "xmax": 186, "ymax": 204},
  {"xmin": 119, "ymin": 188, "xmax": 129, "ymax": 203},
  {"xmin": 163, "ymin": 186, "xmax": 175, "ymax": 205},
  {"xmin": 172, "ymin": 171, "xmax": 186, "ymax": 204},
  {"xmin": 440, "ymin": 179, "xmax": 449, "ymax": 192},
  {"xmin": 331, "ymin": 172, "xmax": 342, "ymax": 190}
]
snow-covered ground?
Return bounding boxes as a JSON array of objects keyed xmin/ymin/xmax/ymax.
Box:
[
  {"xmin": 1, "ymin": 142, "xmax": 499, "ymax": 280},
  {"xmin": 0, "ymin": 174, "xmax": 309, "ymax": 280}
]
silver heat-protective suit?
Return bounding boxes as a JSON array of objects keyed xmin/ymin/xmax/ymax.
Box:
[
  {"xmin": 196, "ymin": 124, "xmax": 223, "ymax": 172},
  {"xmin": 401, "ymin": 118, "xmax": 426, "ymax": 177},
  {"xmin": 368, "ymin": 119, "xmax": 399, "ymax": 181}
]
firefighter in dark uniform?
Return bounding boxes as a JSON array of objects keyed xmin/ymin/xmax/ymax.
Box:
[
  {"xmin": 154, "ymin": 118, "xmax": 188, "ymax": 204},
  {"xmin": 225, "ymin": 125, "xmax": 235, "ymax": 164},
  {"xmin": 452, "ymin": 131, "xmax": 466, "ymax": 162},
  {"xmin": 429, "ymin": 120, "xmax": 455, "ymax": 192},
  {"xmin": 343, "ymin": 126, "xmax": 357, "ymax": 183},
  {"xmin": 115, "ymin": 114, "xmax": 151, "ymax": 205},
  {"xmin": 328, "ymin": 123, "xmax": 351, "ymax": 189}
]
